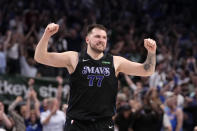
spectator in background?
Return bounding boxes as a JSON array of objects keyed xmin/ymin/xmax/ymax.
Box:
[
  {"xmin": 56, "ymin": 76, "xmax": 69, "ymax": 120},
  {"xmin": 110, "ymin": 41, "xmax": 125, "ymax": 55},
  {"xmin": 183, "ymin": 87, "xmax": 197, "ymax": 131},
  {"xmin": 19, "ymin": 31, "xmax": 38, "ymax": 77},
  {"xmin": 165, "ymin": 95, "xmax": 183, "ymax": 131},
  {"xmin": 115, "ymin": 104, "xmax": 132, "ymax": 131},
  {"xmin": 186, "ymin": 57, "xmax": 197, "ymax": 73},
  {"xmin": 0, "ymin": 43, "xmax": 6, "ymax": 75},
  {"xmin": 124, "ymin": 74, "xmax": 143, "ymax": 113},
  {"xmin": 40, "ymin": 76, "xmax": 64, "ymax": 113},
  {"xmin": 149, "ymin": 61, "xmax": 166, "ymax": 89},
  {"xmin": 66, "ymin": 28, "xmax": 82, "ymax": 52},
  {"xmin": 163, "ymin": 113, "xmax": 172, "ymax": 131},
  {"xmin": 25, "ymin": 78, "xmax": 42, "ymax": 131},
  {"xmin": 145, "ymin": 88, "xmax": 164, "ymax": 110},
  {"xmin": 124, "ymin": 74, "xmax": 138, "ymax": 92},
  {"xmin": 40, "ymin": 76, "xmax": 65, "ymax": 131},
  {"xmin": 172, "ymin": 85, "xmax": 184, "ymax": 108},
  {"xmin": 40, "ymin": 99, "xmax": 48, "ymax": 113},
  {"xmin": 0, "ymin": 101, "xmax": 13, "ymax": 130},
  {"xmin": 184, "ymin": 104, "xmax": 197, "ymax": 131},
  {"xmin": 56, "ymin": 76, "xmax": 63, "ymax": 108},
  {"xmin": 40, "ymin": 98, "xmax": 65, "ymax": 131},
  {"xmin": 189, "ymin": 88, "xmax": 197, "ymax": 106},
  {"xmin": 8, "ymin": 96, "xmax": 26, "ymax": 131},
  {"xmin": 0, "ymin": 31, "xmax": 11, "ymax": 75},
  {"xmin": 130, "ymin": 88, "xmax": 163, "ymax": 131},
  {"xmin": 116, "ymin": 93, "xmax": 128, "ymax": 112},
  {"xmin": 6, "ymin": 31, "xmax": 21, "ymax": 74}
]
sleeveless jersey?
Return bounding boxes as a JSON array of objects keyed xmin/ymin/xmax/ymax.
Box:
[
  {"xmin": 165, "ymin": 107, "xmax": 183, "ymax": 131},
  {"xmin": 67, "ymin": 52, "xmax": 118, "ymax": 120}
]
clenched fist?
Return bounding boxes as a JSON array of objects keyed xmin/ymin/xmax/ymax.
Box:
[
  {"xmin": 44, "ymin": 23, "xmax": 59, "ymax": 37},
  {"xmin": 16, "ymin": 96, "xmax": 23, "ymax": 103},
  {"xmin": 144, "ymin": 38, "xmax": 157, "ymax": 54}
]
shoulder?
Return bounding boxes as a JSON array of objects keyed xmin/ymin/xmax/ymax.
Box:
[
  {"xmin": 113, "ymin": 55, "xmax": 127, "ymax": 66},
  {"xmin": 113, "ymin": 55, "xmax": 122, "ymax": 60},
  {"xmin": 113, "ymin": 55, "xmax": 128, "ymax": 62},
  {"xmin": 113, "ymin": 55, "xmax": 122, "ymax": 64}
]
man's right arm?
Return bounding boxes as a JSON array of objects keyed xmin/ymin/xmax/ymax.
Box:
[{"xmin": 34, "ymin": 23, "xmax": 78, "ymax": 73}]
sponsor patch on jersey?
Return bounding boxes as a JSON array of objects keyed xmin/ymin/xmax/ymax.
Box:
[{"xmin": 102, "ymin": 61, "xmax": 111, "ymax": 64}]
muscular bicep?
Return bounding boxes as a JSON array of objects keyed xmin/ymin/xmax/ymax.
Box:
[
  {"xmin": 35, "ymin": 51, "xmax": 78, "ymax": 72},
  {"xmin": 44, "ymin": 52, "xmax": 70, "ymax": 67},
  {"xmin": 114, "ymin": 56, "xmax": 153, "ymax": 76}
]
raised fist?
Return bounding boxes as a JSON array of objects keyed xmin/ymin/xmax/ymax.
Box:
[
  {"xmin": 45, "ymin": 23, "xmax": 59, "ymax": 37},
  {"xmin": 16, "ymin": 96, "xmax": 23, "ymax": 103},
  {"xmin": 144, "ymin": 38, "xmax": 157, "ymax": 54}
]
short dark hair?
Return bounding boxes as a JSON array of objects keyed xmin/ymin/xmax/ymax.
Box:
[{"xmin": 86, "ymin": 24, "xmax": 107, "ymax": 36}]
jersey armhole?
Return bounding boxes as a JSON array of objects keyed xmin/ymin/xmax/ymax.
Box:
[
  {"xmin": 69, "ymin": 52, "xmax": 80, "ymax": 76},
  {"xmin": 112, "ymin": 55, "xmax": 119, "ymax": 78}
]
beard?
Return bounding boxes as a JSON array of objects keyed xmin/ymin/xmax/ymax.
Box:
[{"xmin": 89, "ymin": 41, "xmax": 106, "ymax": 53}]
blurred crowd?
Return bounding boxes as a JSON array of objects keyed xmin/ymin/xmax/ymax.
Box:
[
  {"xmin": 1, "ymin": 0, "xmax": 197, "ymax": 131},
  {"xmin": 0, "ymin": 77, "xmax": 67, "ymax": 131}
]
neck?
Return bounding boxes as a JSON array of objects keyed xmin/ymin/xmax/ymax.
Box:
[{"xmin": 87, "ymin": 47, "xmax": 104, "ymax": 60}]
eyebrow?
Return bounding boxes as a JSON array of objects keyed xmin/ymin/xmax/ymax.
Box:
[{"xmin": 94, "ymin": 34, "xmax": 107, "ymax": 38}]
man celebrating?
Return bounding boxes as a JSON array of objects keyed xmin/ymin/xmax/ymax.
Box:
[{"xmin": 34, "ymin": 23, "xmax": 156, "ymax": 131}]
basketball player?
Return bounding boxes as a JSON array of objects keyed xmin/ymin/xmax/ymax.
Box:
[{"xmin": 34, "ymin": 23, "xmax": 157, "ymax": 131}]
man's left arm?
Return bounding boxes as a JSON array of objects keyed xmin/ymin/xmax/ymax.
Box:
[{"xmin": 114, "ymin": 38, "xmax": 156, "ymax": 77}]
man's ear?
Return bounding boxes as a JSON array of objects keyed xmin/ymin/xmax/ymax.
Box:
[{"xmin": 85, "ymin": 36, "xmax": 89, "ymax": 44}]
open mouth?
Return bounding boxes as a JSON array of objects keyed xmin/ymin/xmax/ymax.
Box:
[
  {"xmin": 96, "ymin": 42, "xmax": 104, "ymax": 47},
  {"xmin": 97, "ymin": 44, "xmax": 103, "ymax": 47}
]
